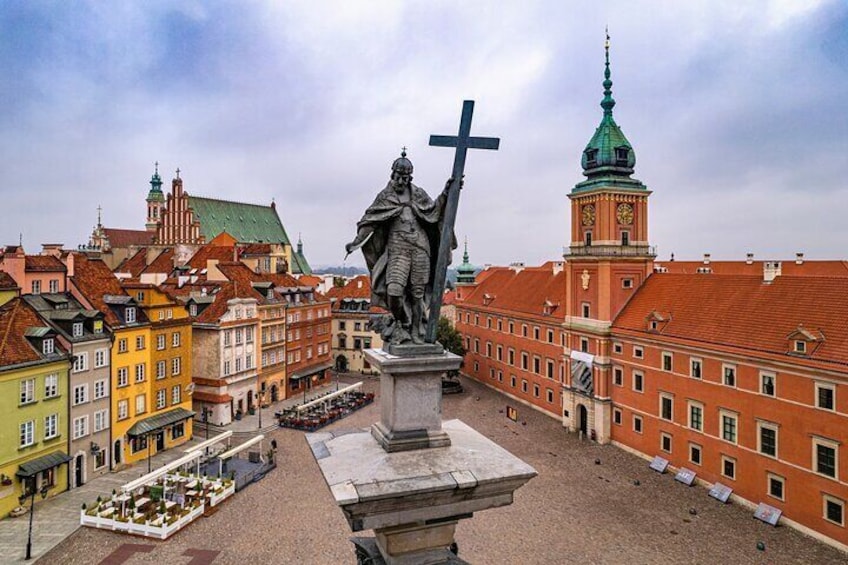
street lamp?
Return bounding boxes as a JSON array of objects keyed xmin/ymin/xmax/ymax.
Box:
[
  {"xmin": 21, "ymin": 478, "xmax": 50, "ymax": 560},
  {"xmin": 257, "ymin": 389, "xmax": 264, "ymax": 430}
]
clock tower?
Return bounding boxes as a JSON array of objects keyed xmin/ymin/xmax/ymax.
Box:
[{"xmin": 562, "ymin": 32, "xmax": 655, "ymax": 443}]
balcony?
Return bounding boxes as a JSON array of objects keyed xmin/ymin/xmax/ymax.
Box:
[{"xmin": 564, "ymin": 244, "xmax": 656, "ymax": 258}]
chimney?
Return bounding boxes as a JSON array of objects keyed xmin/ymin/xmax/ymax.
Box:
[
  {"xmin": 763, "ymin": 261, "xmax": 782, "ymax": 283},
  {"xmin": 796, "ymin": 252, "xmax": 804, "ymax": 265},
  {"xmin": 552, "ymin": 261, "xmax": 564, "ymax": 276},
  {"xmin": 746, "ymin": 253, "xmax": 754, "ymax": 265},
  {"xmin": 41, "ymin": 243, "xmax": 63, "ymax": 257},
  {"xmin": 703, "ymin": 253, "xmax": 711, "ymax": 265}
]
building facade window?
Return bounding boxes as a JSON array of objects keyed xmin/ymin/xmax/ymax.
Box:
[
  {"xmin": 768, "ymin": 473, "xmax": 785, "ymax": 501},
  {"xmin": 633, "ymin": 371, "xmax": 644, "ymax": 393},
  {"xmin": 117, "ymin": 367, "xmax": 128, "ymax": 387},
  {"xmin": 72, "ymin": 352, "xmax": 88, "ymax": 373},
  {"xmin": 660, "ymin": 432, "xmax": 672, "ymax": 453},
  {"xmin": 156, "ymin": 389, "xmax": 166, "ymax": 409},
  {"xmin": 816, "ymin": 383, "xmax": 835, "ymax": 411},
  {"xmin": 632, "ymin": 415, "xmax": 643, "ymax": 434},
  {"xmin": 660, "ymin": 394, "xmax": 673, "ymax": 421},
  {"xmin": 94, "ymin": 379, "xmax": 107, "ymax": 399},
  {"xmin": 661, "ymin": 352, "xmax": 672, "ymax": 372},
  {"xmin": 118, "ymin": 338, "xmax": 127, "ymax": 353},
  {"xmin": 94, "ymin": 409, "xmax": 108, "ymax": 432},
  {"xmin": 814, "ymin": 438, "xmax": 838, "ymax": 478},
  {"xmin": 723, "ymin": 364, "xmax": 736, "ymax": 387},
  {"xmin": 689, "ymin": 443, "xmax": 702, "ymax": 466},
  {"xmin": 688, "ymin": 402, "xmax": 703, "ymax": 432},
  {"xmin": 20, "ymin": 420, "xmax": 35, "ymax": 447},
  {"xmin": 721, "ymin": 456, "xmax": 736, "ymax": 480},
  {"xmin": 157, "ymin": 334, "xmax": 166, "ymax": 350},
  {"xmin": 613, "ymin": 408, "xmax": 622, "ymax": 425},
  {"xmin": 633, "ymin": 346, "xmax": 643, "ymax": 359},
  {"xmin": 44, "ymin": 374, "xmax": 58, "ymax": 398},
  {"xmin": 172, "ymin": 357, "xmax": 181, "ymax": 376},
  {"xmin": 20, "ymin": 378, "xmax": 36, "ymax": 404},
  {"xmin": 172, "ymin": 385, "xmax": 181, "ymax": 404},
  {"xmin": 94, "ymin": 349, "xmax": 108, "ymax": 368},
  {"xmin": 824, "ymin": 495, "xmax": 845, "ymax": 527},
  {"xmin": 157, "ymin": 360, "xmax": 167, "ymax": 379},
  {"xmin": 758, "ymin": 422, "xmax": 778, "ymax": 458},
  {"xmin": 690, "ymin": 358, "xmax": 702, "ymax": 379},
  {"xmin": 73, "ymin": 384, "xmax": 88, "ymax": 406},
  {"xmin": 135, "ymin": 336, "xmax": 145, "ymax": 350},
  {"xmin": 117, "ymin": 399, "xmax": 129, "ymax": 420},
  {"xmin": 44, "ymin": 414, "xmax": 58, "ymax": 439},
  {"xmin": 760, "ymin": 372, "xmax": 776, "ymax": 396},
  {"xmin": 73, "ymin": 415, "xmax": 89, "ymax": 440},
  {"xmin": 135, "ymin": 394, "xmax": 146, "ymax": 415},
  {"xmin": 721, "ymin": 411, "xmax": 738, "ymax": 444},
  {"xmin": 613, "ymin": 367, "xmax": 623, "ymax": 386},
  {"xmin": 135, "ymin": 363, "xmax": 145, "ymax": 383}
]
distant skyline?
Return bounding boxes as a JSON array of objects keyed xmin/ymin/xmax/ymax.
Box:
[{"xmin": 1, "ymin": 1, "xmax": 846, "ymax": 268}]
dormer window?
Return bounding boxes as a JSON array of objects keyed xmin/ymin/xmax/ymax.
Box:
[
  {"xmin": 585, "ymin": 149, "xmax": 598, "ymax": 167},
  {"xmin": 615, "ymin": 147, "xmax": 629, "ymax": 164},
  {"xmin": 794, "ymin": 340, "xmax": 806, "ymax": 354},
  {"xmin": 483, "ymin": 293, "xmax": 495, "ymax": 306},
  {"xmin": 42, "ymin": 338, "xmax": 55, "ymax": 355},
  {"xmin": 136, "ymin": 291, "xmax": 145, "ymax": 302},
  {"xmin": 72, "ymin": 322, "xmax": 84, "ymax": 338},
  {"xmin": 93, "ymin": 320, "xmax": 103, "ymax": 334},
  {"xmin": 189, "ymin": 304, "xmax": 198, "ymax": 317},
  {"xmin": 125, "ymin": 307, "xmax": 136, "ymax": 323},
  {"xmin": 787, "ymin": 325, "xmax": 822, "ymax": 356}
]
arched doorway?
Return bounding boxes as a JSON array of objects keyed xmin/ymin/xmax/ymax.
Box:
[
  {"xmin": 578, "ymin": 404, "xmax": 588, "ymax": 435},
  {"xmin": 113, "ymin": 440, "xmax": 122, "ymax": 466},
  {"xmin": 271, "ymin": 384, "xmax": 279, "ymax": 403},
  {"xmin": 247, "ymin": 389, "xmax": 254, "ymax": 409},
  {"xmin": 335, "ymin": 354, "xmax": 348, "ymax": 373},
  {"xmin": 74, "ymin": 453, "xmax": 85, "ymax": 488}
]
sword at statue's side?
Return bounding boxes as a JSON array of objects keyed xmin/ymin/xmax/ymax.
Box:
[{"xmin": 426, "ymin": 100, "xmax": 500, "ymax": 343}]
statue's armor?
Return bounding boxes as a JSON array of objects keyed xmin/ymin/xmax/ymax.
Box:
[{"xmin": 386, "ymin": 201, "xmax": 430, "ymax": 291}]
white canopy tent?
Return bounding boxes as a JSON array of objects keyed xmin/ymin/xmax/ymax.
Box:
[{"xmin": 295, "ymin": 381, "xmax": 363, "ymax": 413}]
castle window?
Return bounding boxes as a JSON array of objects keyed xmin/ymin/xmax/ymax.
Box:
[
  {"xmin": 585, "ymin": 149, "xmax": 598, "ymax": 166},
  {"xmin": 584, "ymin": 231, "xmax": 592, "ymax": 246},
  {"xmin": 621, "ymin": 231, "xmax": 630, "ymax": 246},
  {"xmin": 622, "ymin": 279, "xmax": 633, "ymax": 289}
]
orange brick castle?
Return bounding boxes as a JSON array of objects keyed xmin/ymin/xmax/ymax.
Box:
[{"xmin": 456, "ymin": 37, "xmax": 848, "ymax": 550}]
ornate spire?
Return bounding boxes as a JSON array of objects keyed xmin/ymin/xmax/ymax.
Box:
[
  {"xmin": 456, "ymin": 237, "xmax": 476, "ymax": 285},
  {"xmin": 601, "ymin": 27, "xmax": 615, "ymax": 116},
  {"xmin": 297, "ymin": 233, "xmax": 303, "ymax": 254}
]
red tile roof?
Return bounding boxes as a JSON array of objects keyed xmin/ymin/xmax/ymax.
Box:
[
  {"xmin": 442, "ymin": 289, "xmax": 458, "ymax": 306},
  {"xmin": 239, "ymin": 243, "xmax": 271, "ymax": 255},
  {"xmin": 614, "ymin": 274, "xmax": 848, "ymax": 369},
  {"xmin": 186, "ymin": 244, "xmax": 236, "ymax": 269},
  {"xmin": 114, "ymin": 249, "xmax": 147, "ymax": 277},
  {"xmin": 0, "ymin": 270, "xmax": 18, "ymax": 290},
  {"xmin": 69, "ymin": 253, "xmax": 133, "ymax": 326},
  {"xmin": 25, "ymin": 255, "xmax": 67, "ymax": 272},
  {"xmin": 0, "ymin": 298, "xmax": 63, "ymax": 367},
  {"xmin": 326, "ymin": 275, "xmax": 371, "ymax": 301},
  {"xmin": 460, "ymin": 264, "xmax": 566, "ymax": 319},
  {"xmin": 297, "ymin": 275, "xmax": 322, "ymax": 288},
  {"xmin": 103, "ymin": 228, "xmax": 155, "ymax": 248},
  {"xmin": 143, "ymin": 248, "xmax": 175, "ymax": 276},
  {"xmin": 655, "ymin": 259, "xmax": 848, "ymax": 277}
]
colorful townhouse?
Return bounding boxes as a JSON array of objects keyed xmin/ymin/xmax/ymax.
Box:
[
  {"xmin": 326, "ymin": 275, "xmax": 383, "ymax": 374},
  {"xmin": 0, "ymin": 298, "xmax": 71, "ymax": 517},
  {"xmin": 120, "ymin": 282, "xmax": 194, "ymax": 458},
  {"xmin": 0, "ymin": 244, "xmax": 67, "ymax": 296},
  {"xmin": 23, "ymin": 293, "xmax": 112, "ymax": 488},
  {"xmin": 66, "ymin": 253, "xmax": 155, "ymax": 468}
]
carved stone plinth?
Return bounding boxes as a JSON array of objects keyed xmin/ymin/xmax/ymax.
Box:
[
  {"xmin": 307, "ymin": 420, "xmax": 537, "ymax": 564},
  {"xmin": 365, "ymin": 348, "xmax": 459, "ymax": 452}
]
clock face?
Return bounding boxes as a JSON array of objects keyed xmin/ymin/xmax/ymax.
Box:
[
  {"xmin": 582, "ymin": 204, "xmax": 596, "ymax": 226},
  {"xmin": 616, "ymin": 203, "xmax": 634, "ymax": 225}
]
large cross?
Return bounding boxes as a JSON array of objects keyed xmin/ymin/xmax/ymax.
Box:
[{"xmin": 426, "ymin": 100, "xmax": 499, "ymax": 343}]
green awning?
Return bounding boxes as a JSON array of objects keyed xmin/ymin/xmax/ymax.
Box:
[
  {"xmin": 126, "ymin": 407, "xmax": 195, "ymax": 437},
  {"xmin": 16, "ymin": 451, "xmax": 71, "ymax": 478}
]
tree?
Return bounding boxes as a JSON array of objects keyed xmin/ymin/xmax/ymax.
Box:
[{"xmin": 436, "ymin": 316, "xmax": 465, "ymax": 358}]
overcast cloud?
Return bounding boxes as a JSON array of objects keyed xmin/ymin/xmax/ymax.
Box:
[{"xmin": 1, "ymin": 1, "xmax": 846, "ymax": 268}]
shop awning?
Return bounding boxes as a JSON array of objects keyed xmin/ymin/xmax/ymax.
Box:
[
  {"xmin": 289, "ymin": 360, "xmax": 333, "ymax": 380},
  {"xmin": 126, "ymin": 407, "xmax": 195, "ymax": 437},
  {"xmin": 16, "ymin": 451, "xmax": 71, "ymax": 478}
]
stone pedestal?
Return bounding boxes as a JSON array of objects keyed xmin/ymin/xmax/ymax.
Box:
[
  {"xmin": 308, "ymin": 347, "xmax": 536, "ymax": 564},
  {"xmin": 367, "ymin": 348, "xmax": 458, "ymax": 452},
  {"xmin": 308, "ymin": 420, "xmax": 536, "ymax": 564}
]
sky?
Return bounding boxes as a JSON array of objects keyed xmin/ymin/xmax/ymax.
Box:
[{"xmin": 1, "ymin": 1, "xmax": 847, "ymax": 269}]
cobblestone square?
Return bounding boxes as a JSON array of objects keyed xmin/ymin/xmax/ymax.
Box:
[{"xmin": 43, "ymin": 375, "xmax": 844, "ymax": 564}]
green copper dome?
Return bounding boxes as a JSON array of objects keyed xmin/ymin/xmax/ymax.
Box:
[
  {"xmin": 146, "ymin": 162, "xmax": 164, "ymax": 202},
  {"xmin": 573, "ymin": 32, "xmax": 646, "ymax": 194}
]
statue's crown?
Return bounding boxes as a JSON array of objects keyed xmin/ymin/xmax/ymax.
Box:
[{"xmin": 391, "ymin": 149, "xmax": 413, "ymax": 174}]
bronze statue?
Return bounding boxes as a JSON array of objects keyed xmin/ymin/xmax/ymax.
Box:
[{"xmin": 346, "ymin": 151, "xmax": 453, "ymax": 346}]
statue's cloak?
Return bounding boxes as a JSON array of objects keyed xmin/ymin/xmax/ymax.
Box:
[{"xmin": 355, "ymin": 182, "xmax": 453, "ymax": 315}]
